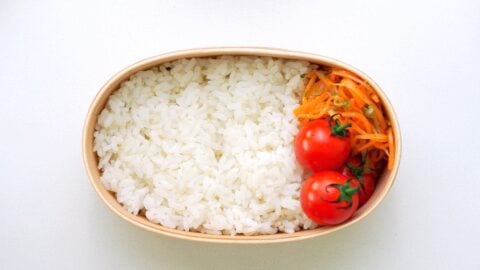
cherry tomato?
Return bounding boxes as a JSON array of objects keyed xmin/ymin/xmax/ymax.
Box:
[
  {"xmin": 300, "ymin": 171, "xmax": 359, "ymax": 225},
  {"xmin": 295, "ymin": 116, "xmax": 351, "ymax": 171},
  {"xmin": 341, "ymin": 156, "xmax": 376, "ymax": 207}
]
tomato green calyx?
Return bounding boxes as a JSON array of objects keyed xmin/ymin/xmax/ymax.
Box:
[
  {"xmin": 337, "ymin": 181, "xmax": 359, "ymax": 203},
  {"xmin": 328, "ymin": 114, "xmax": 351, "ymax": 138},
  {"xmin": 347, "ymin": 162, "xmax": 365, "ymax": 184},
  {"xmin": 326, "ymin": 180, "xmax": 359, "ymax": 209}
]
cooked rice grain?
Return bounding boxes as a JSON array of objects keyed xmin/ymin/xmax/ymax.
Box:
[{"xmin": 94, "ymin": 56, "xmax": 317, "ymax": 235}]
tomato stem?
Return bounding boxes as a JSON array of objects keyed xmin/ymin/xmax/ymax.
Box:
[
  {"xmin": 328, "ymin": 114, "xmax": 351, "ymax": 137},
  {"xmin": 332, "ymin": 180, "xmax": 359, "ymax": 209},
  {"xmin": 347, "ymin": 162, "xmax": 365, "ymax": 184},
  {"xmin": 342, "ymin": 184, "xmax": 359, "ymax": 198}
]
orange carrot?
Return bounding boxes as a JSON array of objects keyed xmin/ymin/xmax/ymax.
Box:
[
  {"xmin": 387, "ymin": 128, "xmax": 395, "ymax": 170},
  {"xmin": 341, "ymin": 112, "xmax": 373, "ymax": 133}
]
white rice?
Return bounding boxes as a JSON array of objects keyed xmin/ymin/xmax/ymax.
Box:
[{"xmin": 94, "ymin": 56, "xmax": 317, "ymax": 235}]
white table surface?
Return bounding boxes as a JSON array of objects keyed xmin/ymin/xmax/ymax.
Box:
[{"xmin": 1, "ymin": 0, "xmax": 479, "ymax": 269}]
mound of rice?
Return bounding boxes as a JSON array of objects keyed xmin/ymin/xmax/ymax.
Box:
[{"xmin": 94, "ymin": 56, "xmax": 317, "ymax": 235}]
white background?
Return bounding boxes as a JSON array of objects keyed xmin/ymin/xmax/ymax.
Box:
[{"xmin": 1, "ymin": 0, "xmax": 479, "ymax": 269}]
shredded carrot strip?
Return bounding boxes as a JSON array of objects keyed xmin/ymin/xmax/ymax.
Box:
[
  {"xmin": 355, "ymin": 134, "xmax": 388, "ymax": 141},
  {"xmin": 369, "ymin": 102, "xmax": 387, "ymax": 130},
  {"xmin": 293, "ymin": 67, "xmax": 395, "ymax": 170},
  {"xmin": 336, "ymin": 79, "xmax": 371, "ymax": 106},
  {"xmin": 387, "ymin": 128, "xmax": 395, "ymax": 170},
  {"xmin": 357, "ymin": 140, "xmax": 376, "ymax": 152},
  {"xmin": 311, "ymin": 81, "xmax": 323, "ymax": 93},
  {"xmin": 302, "ymin": 73, "xmax": 318, "ymax": 103},
  {"xmin": 371, "ymin": 94, "xmax": 380, "ymax": 103},
  {"xmin": 373, "ymin": 142, "xmax": 389, "ymax": 149},
  {"xmin": 318, "ymin": 96, "xmax": 334, "ymax": 116},
  {"xmin": 341, "ymin": 112, "xmax": 373, "ymax": 133},
  {"xmin": 350, "ymin": 123, "xmax": 368, "ymax": 135}
]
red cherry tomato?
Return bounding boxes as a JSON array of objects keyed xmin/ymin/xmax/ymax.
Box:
[
  {"xmin": 295, "ymin": 116, "xmax": 351, "ymax": 171},
  {"xmin": 300, "ymin": 171, "xmax": 359, "ymax": 225},
  {"xmin": 341, "ymin": 156, "xmax": 376, "ymax": 207}
]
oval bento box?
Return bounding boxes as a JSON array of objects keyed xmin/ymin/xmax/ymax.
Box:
[{"xmin": 83, "ymin": 47, "xmax": 401, "ymax": 243}]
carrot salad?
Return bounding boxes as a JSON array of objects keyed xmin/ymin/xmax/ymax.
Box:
[{"xmin": 294, "ymin": 68, "xmax": 395, "ymax": 170}]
